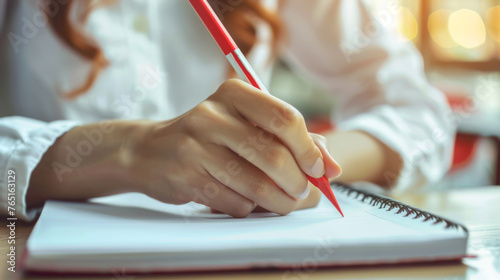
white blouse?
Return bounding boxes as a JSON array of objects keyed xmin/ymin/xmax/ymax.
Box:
[{"xmin": 0, "ymin": 0, "xmax": 455, "ymax": 221}]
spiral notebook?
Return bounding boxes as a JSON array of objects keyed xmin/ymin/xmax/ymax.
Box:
[{"xmin": 22, "ymin": 183, "xmax": 468, "ymax": 274}]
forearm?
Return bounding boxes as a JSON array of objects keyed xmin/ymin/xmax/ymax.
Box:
[
  {"xmin": 324, "ymin": 130, "xmax": 402, "ymax": 188},
  {"xmin": 26, "ymin": 120, "xmax": 148, "ymax": 209}
]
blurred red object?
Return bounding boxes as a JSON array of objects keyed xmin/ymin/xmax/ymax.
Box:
[
  {"xmin": 445, "ymin": 93, "xmax": 480, "ymax": 172},
  {"xmin": 306, "ymin": 116, "xmax": 334, "ymax": 135},
  {"xmin": 451, "ymin": 134, "xmax": 480, "ymax": 171}
]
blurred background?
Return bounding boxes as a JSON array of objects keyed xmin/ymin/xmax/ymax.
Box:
[{"xmin": 270, "ymin": 0, "xmax": 500, "ymax": 191}]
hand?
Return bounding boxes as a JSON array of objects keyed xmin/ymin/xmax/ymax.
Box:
[
  {"xmin": 28, "ymin": 79, "xmax": 341, "ymax": 218},
  {"xmin": 229, "ymin": 183, "xmax": 323, "ymax": 214},
  {"xmin": 137, "ymin": 79, "xmax": 341, "ymax": 217},
  {"xmin": 226, "ymin": 133, "xmax": 340, "ymax": 214}
]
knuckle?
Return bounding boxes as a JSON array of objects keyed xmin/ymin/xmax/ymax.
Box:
[
  {"xmin": 196, "ymin": 100, "xmax": 221, "ymax": 121},
  {"xmin": 266, "ymin": 144, "xmax": 290, "ymax": 170},
  {"xmin": 185, "ymin": 101, "xmax": 223, "ymax": 131},
  {"xmin": 175, "ymin": 134, "xmax": 200, "ymax": 157},
  {"xmin": 250, "ymin": 180, "xmax": 272, "ymax": 200},
  {"xmin": 276, "ymin": 104, "xmax": 305, "ymax": 128}
]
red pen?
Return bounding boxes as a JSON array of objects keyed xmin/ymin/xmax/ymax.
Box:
[{"xmin": 188, "ymin": 0, "xmax": 344, "ymax": 217}]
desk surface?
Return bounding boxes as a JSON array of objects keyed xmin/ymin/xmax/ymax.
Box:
[{"xmin": 1, "ymin": 187, "xmax": 499, "ymax": 280}]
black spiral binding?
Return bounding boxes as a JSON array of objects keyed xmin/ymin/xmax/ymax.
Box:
[{"xmin": 332, "ymin": 182, "xmax": 468, "ymax": 233}]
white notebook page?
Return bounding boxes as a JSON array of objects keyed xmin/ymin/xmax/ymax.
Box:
[{"xmin": 27, "ymin": 189, "xmax": 465, "ymax": 256}]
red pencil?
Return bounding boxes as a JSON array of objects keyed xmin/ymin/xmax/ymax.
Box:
[{"xmin": 188, "ymin": 0, "xmax": 344, "ymax": 217}]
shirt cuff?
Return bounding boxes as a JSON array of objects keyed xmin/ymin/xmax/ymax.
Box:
[
  {"xmin": 1, "ymin": 120, "xmax": 79, "ymax": 221},
  {"xmin": 337, "ymin": 111, "xmax": 431, "ymax": 193}
]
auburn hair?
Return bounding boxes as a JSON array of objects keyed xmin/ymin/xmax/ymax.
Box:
[{"xmin": 43, "ymin": 0, "xmax": 282, "ymax": 99}]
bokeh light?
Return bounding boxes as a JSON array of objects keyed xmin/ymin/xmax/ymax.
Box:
[
  {"xmin": 448, "ymin": 9, "xmax": 486, "ymax": 49},
  {"xmin": 428, "ymin": 9, "xmax": 456, "ymax": 49},
  {"xmin": 398, "ymin": 7, "xmax": 419, "ymax": 42},
  {"xmin": 486, "ymin": 6, "xmax": 500, "ymax": 43}
]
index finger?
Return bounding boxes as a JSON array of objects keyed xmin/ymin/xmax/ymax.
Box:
[{"xmin": 217, "ymin": 79, "xmax": 325, "ymax": 179}]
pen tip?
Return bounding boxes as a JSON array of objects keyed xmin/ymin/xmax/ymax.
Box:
[{"xmin": 338, "ymin": 209, "xmax": 344, "ymax": 217}]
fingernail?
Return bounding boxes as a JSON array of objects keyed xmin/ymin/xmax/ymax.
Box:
[
  {"xmin": 311, "ymin": 158, "xmax": 324, "ymax": 178},
  {"xmin": 298, "ymin": 186, "xmax": 310, "ymax": 199}
]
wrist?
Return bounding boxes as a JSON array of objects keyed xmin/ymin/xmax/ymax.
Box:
[
  {"xmin": 110, "ymin": 119, "xmax": 156, "ymax": 194},
  {"xmin": 27, "ymin": 120, "xmax": 154, "ymax": 208}
]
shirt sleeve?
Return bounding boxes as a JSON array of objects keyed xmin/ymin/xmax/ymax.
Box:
[
  {"xmin": 0, "ymin": 117, "xmax": 79, "ymax": 221},
  {"xmin": 279, "ymin": 0, "xmax": 455, "ymax": 192}
]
